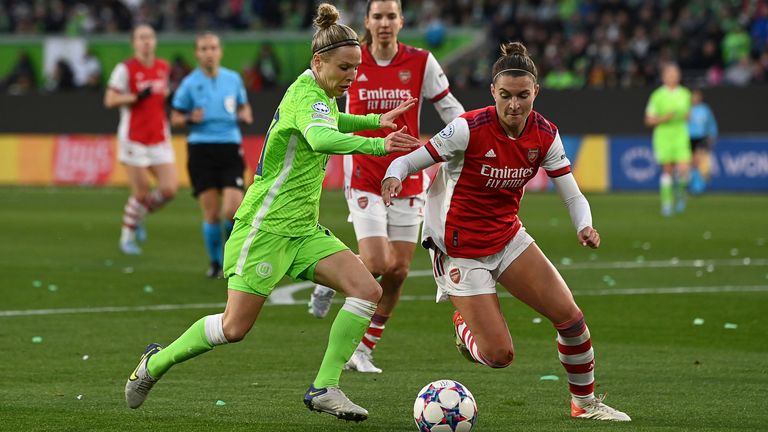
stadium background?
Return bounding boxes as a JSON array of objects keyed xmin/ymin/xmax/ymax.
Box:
[
  {"xmin": 1, "ymin": 2, "xmax": 767, "ymax": 431},
  {"xmin": 1, "ymin": 0, "xmax": 767, "ymax": 192}
]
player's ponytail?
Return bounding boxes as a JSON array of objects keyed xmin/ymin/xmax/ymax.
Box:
[
  {"xmin": 492, "ymin": 41, "xmax": 538, "ymax": 84},
  {"xmin": 312, "ymin": 3, "xmax": 360, "ymax": 58}
]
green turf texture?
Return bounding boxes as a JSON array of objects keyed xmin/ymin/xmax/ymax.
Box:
[{"xmin": 1, "ymin": 187, "xmax": 766, "ymax": 431}]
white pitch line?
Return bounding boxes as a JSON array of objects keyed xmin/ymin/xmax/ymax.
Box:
[{"xmin": 2, "ymin": 284, "xmax": 767, "ymax": 318}]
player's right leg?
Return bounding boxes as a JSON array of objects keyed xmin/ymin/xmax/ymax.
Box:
[
  {"xmin": 450, "ymin": 294, "xmax": 514, "ymax": 368},
  {"xmin": 121, "ymin": 164, "xmax": 152, "ymax": 255},
  {"xmin": 305, "ymin": 246, "xmax": 383, "ymax": 421},
  {"xmin": 197, "ymin": 189, "xmax": 223, "ymax": 278}
]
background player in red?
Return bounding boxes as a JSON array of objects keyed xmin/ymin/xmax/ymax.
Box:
[
  {"xmin": 104, "ymin": 24, "xmax": 177, "ymax": 255},
  {"xmin": 308, "ymin": 0, "xmax": 465, "ymax": 374},
  {"xmin": 381, "ymin": 42, "xmax": 631, "ymax": 422}
]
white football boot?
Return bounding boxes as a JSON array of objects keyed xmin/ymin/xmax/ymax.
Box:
[
  {"xmin": 308, "ymin": 284, "xmax": 336, "ymax": 318},
  {"xmin": 345, "ymin": 348, "xmax": 382, "ymax": 373},
  {"xmin": 304, "ymin": 384, "xmax": 368, "ymax": 421},
  {"xmin": 571, "ymin": 394, "xmax": 631, "ymax": 421},
  {"xmin": 125, "ymin": 343, "xmax": 162, "ymax": 408}
]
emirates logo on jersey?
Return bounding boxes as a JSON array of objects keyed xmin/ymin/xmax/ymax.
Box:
[
  {"xmin": 449, "ymin": 268, "xmax": 461, "ymax": 284},
  {"xmin": 358, "ymin": 196, "xmax": 369, "ymax": 209},
  {"xmin": 399, "ymin": 69, "xmax": 411, "ymax": 83},
  {"xmin": 528, "ymin": 148, "xmax": 539, "ymax": 162}
]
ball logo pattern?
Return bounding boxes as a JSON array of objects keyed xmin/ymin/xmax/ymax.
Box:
[{"xmin": 413, "ymin": 379, "xmax": 477, "ymax": 432}]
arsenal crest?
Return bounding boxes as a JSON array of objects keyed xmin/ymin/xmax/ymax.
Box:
[
  {"xmin": 358, "ymin": 196, "xmax": 369, "ymax": 209},
  {"xmin": 527, "ymin": 148, "xmax": 539, "ymax": 162},
  {"xmin": 399, "ymin": 69, "xmax": 411, "ymax": 83},
  {"xmin": 449, "ymin": 268, "xmax": 461, "ymax": 284}
]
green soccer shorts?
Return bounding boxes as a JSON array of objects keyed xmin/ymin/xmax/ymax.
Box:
[
  {"xmin": 653, "ymin": 136, "xmax": 692, "ymax": 164},
  {"xmin": 223, "ymin": 222, "xmax": 348, "ymax": 297}
]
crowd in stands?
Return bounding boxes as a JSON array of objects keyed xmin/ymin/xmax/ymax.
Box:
[{"xmin": 2, "ymin": 0, "xmax": 768, "ymax": 92}]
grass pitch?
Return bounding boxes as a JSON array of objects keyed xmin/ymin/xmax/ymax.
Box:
[{"xmin": 0, "ymin": 187, "xmax": 766, "ymax": 431}]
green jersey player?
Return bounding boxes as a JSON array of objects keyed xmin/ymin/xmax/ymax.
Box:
[
  {"xmin": 645, "ymin": 63, "xmax": 692, "ymax": 216},
  {"xmin": 124, "ymin": 3, "xmax": 419, "ymax": 422}
]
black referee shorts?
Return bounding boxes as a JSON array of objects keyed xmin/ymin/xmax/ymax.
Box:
[{"xmin": 187, "ymin": 143, "xmax": 245, "ymax": 197}]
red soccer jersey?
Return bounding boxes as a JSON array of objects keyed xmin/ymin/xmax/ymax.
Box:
[
  {"xmin": 107, "ymin": 57, "xmax": 170, "ymax": 145},
  {"xmin": 422, "ymin": 107, "xmax": 572, "ymax": 258},
  {"xmin": 344, "ymin": 43, "xmax": 452, "ymax": 197}
]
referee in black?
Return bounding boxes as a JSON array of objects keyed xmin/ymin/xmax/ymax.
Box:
[{"xmin": 171, "ymin": 32, "xmax": 253, "ymax": 278}]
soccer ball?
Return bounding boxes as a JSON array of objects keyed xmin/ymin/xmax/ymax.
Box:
[{"xmin": 413, "ymin": 379, "xmax": 477, "ymax": 432}]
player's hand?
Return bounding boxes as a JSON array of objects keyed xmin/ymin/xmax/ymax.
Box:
[
  {"xmin": 238, "ymin": 109, "xmax": 253, "ymax": 125},
  {"xmin": 379, "ymin": 97, "xmax": 418, "ymax": 129},
  {"xmin": 381, "ymin": 177, "xmax": 403, "ymax": 206},
  {"xmin": 136, "ymin": 87, "xmax": 152, "ymax": 101},
  {"xmin": 188, "ymin": 108, "xmax": 204, "ymax": 124},
  {"xmin": 384, "ymin": 126, "xmax": 420, "ymax": 153},
  {"xmin": 578, "ymin": 226, "xmax": 600, "ymax": 249}
]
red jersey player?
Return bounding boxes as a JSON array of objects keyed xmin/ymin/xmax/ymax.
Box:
[
  {"xmin": 104, "ymin": 24, "xmax": 177, "ymax": 255},
  {"xmin": 382, "ymin": 42, "xmax": 631, "ymax": 422},
  {"xmin": 308, "ymin": 0, "xmax": 465, "ymax": 374}
]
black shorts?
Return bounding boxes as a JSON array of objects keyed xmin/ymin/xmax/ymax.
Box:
[
  {"xmin": 187, "ymin": 143, "xmax": 245, "ymax": 197},
  {"xmin": 690, "ymin": 137, "xmax": 711, "ymax": 151}
]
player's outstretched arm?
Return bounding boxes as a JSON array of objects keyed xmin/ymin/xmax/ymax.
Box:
[
  {"xmin": 381, "ymin": 146, "xmax": 438, "ymax": 206},
  {"xmin": 379, "ymin": 97, "xmax": 418, "ymax": 129},
  {"xmin": 551, "ymin": 173, "xmax": 597, "ymax": 247},
  {"xmin": 305, "ymin": 125, "xmax": 417, "ymax": 156}
]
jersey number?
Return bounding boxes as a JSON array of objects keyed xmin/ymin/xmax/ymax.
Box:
[{"xmin": 256, "ymin": 108, "xmax": 279, "ymax": 176}]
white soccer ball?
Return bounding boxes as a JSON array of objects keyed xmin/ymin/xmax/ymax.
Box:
[{"xmin": 413, "ymin": 379, "xmax": 477, "ymax": 432}]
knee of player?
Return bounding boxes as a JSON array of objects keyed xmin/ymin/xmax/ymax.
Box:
[
  {"xmin": 358, "ymin": 280, "xmax": 383, "ymax": 303},
  {"xmin": 222, "ymin": 323, "xmax": 249, "ymax": 343},
  {"xmin": 384, "ymin": 262, "xmax": 410, "ymax": 285},
  {"xmin": 159, "ymin": 186, "xmax": 177, "ymax": 201},
  {"xmin": 485, "ymin": 347, "xmax": 515, "ymax": 368},
  {"xmin": 364, "ymin": 256, "xmax": 389, "ymax": 277}
]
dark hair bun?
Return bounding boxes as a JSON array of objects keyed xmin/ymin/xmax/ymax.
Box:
[
  {"xmin": 314, "ymin": 3, "xmax": 340, "ymax": 30},
  {"xmin": 500, "ymin": 42, "xmax": 528, "ymax": 57}
]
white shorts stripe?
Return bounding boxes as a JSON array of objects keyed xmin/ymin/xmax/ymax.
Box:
[{"xmin": 236, "ymin": 134, "xmax": 298, "ymax": 274}]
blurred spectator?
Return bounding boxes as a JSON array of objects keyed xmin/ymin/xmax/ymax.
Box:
[
  {"xmin": 254, "ymin": 43, "xmax": 281, "ymax": 88},
  {"xmin": 542, "ymin": 61, "xmax": 582, "ymax": 90},
  {"xmin": 242, "ymin": 43, "xmax": 282, "ymax": 91},
  {"xmin": 169, "ymin": 54, "xmax": 192, "ymax": 93},
  {"xmin": 2, "ymin": 51, "xmax": 37, "ymax": 94},
  {"xmin": 74, "ymin": 49, "xmax": 103, "ymax": 90},
  {"xmin": 1, "ymin": 0, "xmax": 768, "ymax": 88},
  {"xmin": 724, "ymin": 55, "xmax": 753, "ymax": 86},
  {"xmin": 47, "ymin": 58, "xmax": 76, "ymax": 92},
  {"xmin": 722, "ymin": 25, "xmax": 751, "ymax": 65}
]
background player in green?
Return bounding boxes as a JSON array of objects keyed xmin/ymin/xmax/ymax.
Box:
[
  {"xmin": 644, "ymin": 63, "xmax": 692, "ymax": 216},
  {"xmin": 124, "ymin": 3, "xmax": 420, "ymax": 422}
]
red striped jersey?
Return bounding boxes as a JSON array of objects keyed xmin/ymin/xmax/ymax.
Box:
[
  {"xmin": 344, "ymin": 43, "xmax": 453, "ymax": 197},
  {"xmin": 422, "ymin": 106, "xmax": 571, "ymax": 258},
  {"xmin": 107, "ymin": 57, "xmax": 170, "ymax": 145}
]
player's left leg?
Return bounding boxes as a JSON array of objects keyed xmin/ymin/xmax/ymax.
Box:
[
  {"xmin": 674, "ymin": 160, "xmax": 691, "ymax": 213},
  {"xmin": 126, "ymin": 288, "xmax": 265, "ymax": 409},
  {"xmin": 496, "ymin": 242, "xmax": 630, "ymax": 421},
  {"xmin": 197, "ymin": 188, "xmax": 223, "ymax": 278}
]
